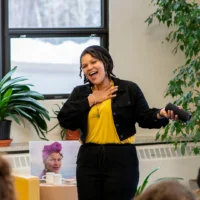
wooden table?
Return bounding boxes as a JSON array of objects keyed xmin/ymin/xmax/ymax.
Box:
[{"xmin": 40, "ymin": 183, "xmax": 78, "ymax": 200}]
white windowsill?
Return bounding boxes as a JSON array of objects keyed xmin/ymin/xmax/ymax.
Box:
[{"xmin": 0, "ymin": 142, "xmax": 29, "ymax": 152}]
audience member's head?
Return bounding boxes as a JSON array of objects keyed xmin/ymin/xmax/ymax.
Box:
[
  {"xmin": 135, "ymin": 180, "xmax": 195, "ymax": 200},
  {"xmin": 0, "ymin": 155, "xmax": 16, "ymax": 200}
]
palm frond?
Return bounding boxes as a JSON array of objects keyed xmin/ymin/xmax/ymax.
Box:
[
  {"xmin": 7, "ymin": 113, "xmax": 21, "ymax": 125},
  {"xmin": 11, "ymin": 84, "xmax": 33, "ymax": 92},
  {"xmin": 1, "ymin": 77, "xmax": 28, "ymax": 93},
  {"xmin": 0, "ymin": 66, "xmax": 17, "ymax": 88}
]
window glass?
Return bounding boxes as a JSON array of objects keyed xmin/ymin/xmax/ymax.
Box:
[
  {"xmin": 9, "ymin": 0, "xmax": 101, "ymax": 28},
  {"xmin": 11, "ymin": 37, "xmax": 100, "ymax": 95}
]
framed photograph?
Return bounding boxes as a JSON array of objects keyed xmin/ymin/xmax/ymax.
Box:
[{"xmin": 29, "ymin": 141, "xmax": 81, "ymax": 179}]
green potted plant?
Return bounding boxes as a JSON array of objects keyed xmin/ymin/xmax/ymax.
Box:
[
  {"xmin": 0, "ymin": 66, "xmax": 50, "ymax": 146},
  {"xmin": 145, "ymin": 0, "xmax": 200, "ymax": 155},
  {"xmin": 47, "ymin": 103, "xmax": 80, "ymax": 141}
]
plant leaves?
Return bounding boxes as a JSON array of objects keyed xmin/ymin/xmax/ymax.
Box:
[{"xmin": 0, "ymin": 66, "xmax": 50, "ymax": 140}]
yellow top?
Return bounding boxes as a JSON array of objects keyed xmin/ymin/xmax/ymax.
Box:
[{"xmin": 85, "ymin": 98, "xmax": 135, "ymax": 144}]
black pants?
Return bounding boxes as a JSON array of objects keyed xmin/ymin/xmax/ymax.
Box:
[{"xmin": 76, "ymin": 143, "xmax": 139, "ymax": 200}]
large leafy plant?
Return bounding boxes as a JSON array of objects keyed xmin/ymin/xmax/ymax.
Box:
[
  {"xmin": 0, "ymin": 66, "xmax": 50, "ymax": 140},
  {"xmin": 146, "ymin": 0, "xmax": 200, "ymax": 154}
]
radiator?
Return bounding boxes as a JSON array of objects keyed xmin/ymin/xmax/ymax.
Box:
[
  {"xmin": 137, "ymin": 143, "xmax": 200, "ymax": 188},
  {"xmin": 3, "ymin": 153, "xmax": 30, "ymax": 175}
]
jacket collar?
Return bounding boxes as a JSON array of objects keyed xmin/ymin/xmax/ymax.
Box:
[
  {"xmin": 78, "ymin": 83, "xmax": 92, "ymax": 98},
  {"xmin": 112, "ymin": 77, "xmax": 126, "ymax": 92}
]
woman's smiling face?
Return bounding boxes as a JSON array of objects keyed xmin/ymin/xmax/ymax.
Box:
[{"xmin": 81, "ymin": 53, "xmax": 107, "ymax": 86}]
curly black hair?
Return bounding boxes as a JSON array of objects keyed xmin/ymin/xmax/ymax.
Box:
[{"xmin": 79, "ymin": 46, "xmax": 116, "ymax": 84}]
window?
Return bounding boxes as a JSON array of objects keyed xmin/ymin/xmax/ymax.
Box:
[{"xmin": 0, "ymin": 0, "xmax": 109, "ymax": 99}]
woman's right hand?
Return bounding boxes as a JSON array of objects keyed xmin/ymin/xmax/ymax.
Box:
[
  {"xmin": 88, "ymin": 85, "xmax": 118, "ymax": 106},
  {"xmin": 93, "ymin": 85, "xmax": 118, "ymax": 103}
]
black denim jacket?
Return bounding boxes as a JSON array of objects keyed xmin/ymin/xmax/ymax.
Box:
[{"xmin": 57, "ymin": 77, "xmax": 169, "ymax": 143}]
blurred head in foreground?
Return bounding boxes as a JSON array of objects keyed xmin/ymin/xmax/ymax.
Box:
[
  {"xmin": 0, "ymin": 155, "xmax": 16, "ymax": 200},
  {"xmin": 135, "ymin": 180, "xmax": 195, "ymax": 200}
]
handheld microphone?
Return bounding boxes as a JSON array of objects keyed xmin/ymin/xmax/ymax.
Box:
[{"xmin": 165, "ymin": 103, "xmax": 192, "ymax": 122}]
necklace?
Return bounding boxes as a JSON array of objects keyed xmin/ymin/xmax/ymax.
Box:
[
  {"xmin": 95, "ymin": 103, "xmax": 101, "ymax": 118},
  {"xmin": 92, "ymin": 80, "xmax": 113, "ymax": 119}
]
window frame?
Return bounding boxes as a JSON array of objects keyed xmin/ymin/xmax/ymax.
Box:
[{"xmin": 0, "ymin": 0, "xmax": 109, "ymax": 99}]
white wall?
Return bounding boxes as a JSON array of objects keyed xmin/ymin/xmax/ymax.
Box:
[{"xmin": 11, "ymin": 0, "xmax": 185, "ymax": 143}]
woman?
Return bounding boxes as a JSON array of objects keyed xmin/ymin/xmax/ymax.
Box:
[
  {"xmin": 58, "ymin": 45, "xmax": 177, "ymax": 200},
  {"xmin": 0, "ymin": 155, "xmax": 16, "ymax": 200},
  {"xmin": 40, "ymin": 142, "xmax": 63, "ymax": 178}
]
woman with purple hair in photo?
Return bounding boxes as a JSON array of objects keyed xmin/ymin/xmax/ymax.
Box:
[{"xmin": 40, "ymin": 142, "xmax": 63, "ymax": 178}]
